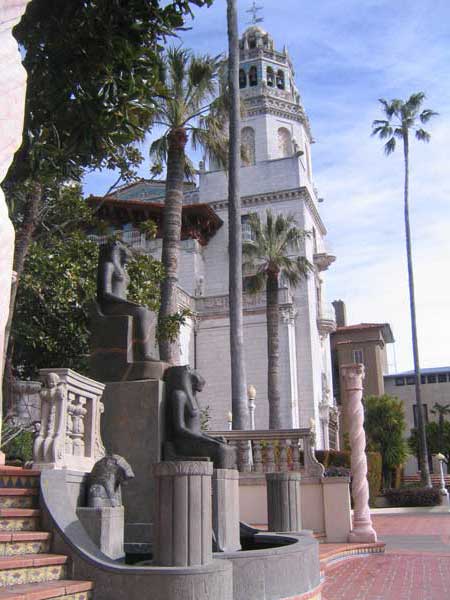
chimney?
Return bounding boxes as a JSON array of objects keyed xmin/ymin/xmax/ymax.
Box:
[{"xmin": 332, "ymin": 300, "xmax": 347, "ymax": 327}]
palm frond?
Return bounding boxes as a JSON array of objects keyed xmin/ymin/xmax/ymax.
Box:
[
  {"xmin": 420, "ymin": 109, "xmax": 438, "ymax": 124},
  {"xmin": 149, "ymin": 135, "xmax": 169, "ymax": 165},
  {"xmin": 384, "ymin": 137, "xmax": 396, "ymax": 155},
  {"xmin": 415, "ymin": 128, "xmax": 431, "ymax": 142}
]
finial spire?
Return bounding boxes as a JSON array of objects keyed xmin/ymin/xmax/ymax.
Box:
[{"xmin": 246, "ymin": 1, "xmax": 264, "ymax": 25}]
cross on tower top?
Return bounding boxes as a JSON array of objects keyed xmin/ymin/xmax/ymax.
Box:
[{"xmin": 246, "ymin": 1, "xmax": 264, "ymax": 25}]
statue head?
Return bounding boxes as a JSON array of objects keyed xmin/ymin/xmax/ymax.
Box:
[{"xmin": 44, "ymin": 372, "xmax": 60, "ymax": 389}]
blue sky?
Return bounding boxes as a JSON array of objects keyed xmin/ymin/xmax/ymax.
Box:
[{"xmin": 84, "ymin": 0, "xmax": 450, "ymax": 373}]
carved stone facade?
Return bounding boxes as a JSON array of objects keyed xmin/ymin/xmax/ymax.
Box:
[{"xmin": 33, "ymin": 368, "xmax": 106, "ymax": 471}]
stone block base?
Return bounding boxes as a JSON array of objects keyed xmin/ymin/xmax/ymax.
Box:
[
  {"xmin": 77, "ymin": 506, "xmax": 124, "ymax": 560},
  {"xmin": 212, "ymin": 468, "xmax": 240, "ymax": 552}
]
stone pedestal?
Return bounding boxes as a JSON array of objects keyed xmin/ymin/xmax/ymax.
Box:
[
  {"xmin": 212, "ymin": 469, "xmax": 241, "ymax": 552},
  {"xmin": 77, "ymin": 506, "xmax": 125, "ymax": 560},
  {"xmin": 152, "ymin": 461, "xmax": 213, "ymax": 567},
  {"xmin": 266, "ymin": 471, "xmax": 302, "ymax": 532},
  {"xmin": 100, "ymin": 378, "xmax": 164, "ymax": 543},
  {"xmin": 341, "ymin": 363, "xmax": 377, "ymax": 543},
  {"xmin": 322, "ymin": 477, "xmax": 352, "ymax": 542}
]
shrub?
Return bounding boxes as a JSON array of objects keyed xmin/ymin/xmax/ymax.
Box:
[
  {"xmin": 3, "ymin": 430, "xmax": 34, "ymax": 463},
  {"xmin": 385, "ymin": 487, "xmax": 441, "ymax": 507},
  {"xmin": 367, "ymin": 452, "xmax": 382, "ymax": 505}
]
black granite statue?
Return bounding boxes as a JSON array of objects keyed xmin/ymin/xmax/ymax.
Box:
[
  {"xmin": 164, "ymin": 366, "xmax": 236, "ymax": 469},
  {"xmin": 90, "ymin": 240, "xmax": 165, "ymax": 382},
  {"xmin": 87, "ymin": 454, "xmax": 135, "ymax": 508},
  {"xmin": 97, "ymin": 240, "xmax": 155, "ymax": 361}
]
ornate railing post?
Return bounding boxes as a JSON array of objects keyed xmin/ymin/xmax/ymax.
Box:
[{"xmin": 341, "ymin": 363, "xmax": 377, "ymax": 543}]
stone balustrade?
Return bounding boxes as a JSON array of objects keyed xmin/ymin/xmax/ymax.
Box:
[
  {"xmin": 209, "ymin": 428, "xmax": 324, "ymax": 478},
  {"xmin": 33, "ymin": 368, "xmax": 106, "ymax": 472}
]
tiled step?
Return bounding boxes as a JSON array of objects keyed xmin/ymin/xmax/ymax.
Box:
[
  {"xmin": 0, "ymin": 554, "xmax": 67, "ymax": 586},
  {"xmin": 0, "ymin": 491, "xmax": 38, "ymax": 510},
  {"xmin": 0, "ymin": 511, "xmax": 40, "ymax": 533},
  {"xmin": 0, "ymin": 470, "xmax": 40, "ymax": 491},
  {"xmin": 0, "ymin": 533, "xmax": 51, "ymax": 557},
  {"xmin": 0, "ymin": 579, "xmax": 93, "ymax": 599}
]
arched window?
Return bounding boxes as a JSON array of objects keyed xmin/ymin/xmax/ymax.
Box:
[
  {"xmin": 248, "ymin": 36, "xmax": 256, "ymax": 49},
  {"xmin": 276, "ymin": 69, "xmax": 285, "ymax": 90},
  {"xmin": 241, "ymin": 127, "xmax": 256, "ymax": 166},
  {"xmin": 249, "ymin": 65, "xmax": 258, "ymax": 87},
  {"xmin": 266, "ymin": 67, "xmax": 275, "ymax": 87},
  {"xmin": 277, "ymin": 127, "xmax": 292, "ymax": 158},
  {"xmin": 239, "ymin": 69, "xmax": 247, "ymax": 89}
]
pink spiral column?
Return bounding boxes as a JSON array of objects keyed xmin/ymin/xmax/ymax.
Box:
[{"xmin": 341, "ymin": 363, "xmax": 377, "ymax": 543}]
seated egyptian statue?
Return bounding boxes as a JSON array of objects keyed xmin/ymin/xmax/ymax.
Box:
[
  {"xmin": 164, "ymin": 365, "xmax": 236, "ymax": 469},
  {"xmin": 87, "ymin": 454, "xmax": 135, "ymax": 508},
  {"xmin": 89, "ymin": 240, "xmax": 163, "ymax": 382}
]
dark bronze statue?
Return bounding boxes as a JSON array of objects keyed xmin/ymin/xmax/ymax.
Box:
[
  {"xmin": 87, "ymin": 454, "xmax": 135, "ymax": 508},
  {"xmin": 164, "ymin": 366, "xmax": 236, "ymax": 469},
  {"xmin": 97, "ymin": 240, "xmax": 155, "ymax": 362}
]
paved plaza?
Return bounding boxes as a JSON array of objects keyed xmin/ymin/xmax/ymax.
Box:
[{"xmin": 323, "ymin": 513, "xmax": 450, "ymax": 599}]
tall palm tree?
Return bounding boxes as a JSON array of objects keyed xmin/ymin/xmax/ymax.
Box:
[
  {"xmin": 372, "ymin": 92, "xmax": 437, "ymax": 487},
  {"xmin": 226, "ymin": 0, "xmax": 249, "ymax": 430},
  {"xmin": 243, "ymin": 210, "xmax": 312, "ymax": 429},
  {"xmin": 150, "ymin": 47, "xmax": 228, "ymax": 362}
]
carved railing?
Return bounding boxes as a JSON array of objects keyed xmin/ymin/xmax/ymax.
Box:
[
  {"xmin": 33, "ymin": 369, "xmax": 105, "ymax": 472},
  {"xmin": 196, "ymin": 287, "xmax": 292, "ymax": 316},
  {"xmin": 209, "ymin": 429, "xmax": 324, "ymax": 478}
]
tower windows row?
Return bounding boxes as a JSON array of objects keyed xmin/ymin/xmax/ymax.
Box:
[
  {"xmin": 239, "ymin": 66, "xmax": 286, "ymax": 90},
  {"xmin": 241, "ymin": 126, "xmax": 296, "ymax": 165}
]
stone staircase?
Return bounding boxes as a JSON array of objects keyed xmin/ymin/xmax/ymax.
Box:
[{"xmin": 0, "ymin": 467, "xmax": 93, "ymax": 600}]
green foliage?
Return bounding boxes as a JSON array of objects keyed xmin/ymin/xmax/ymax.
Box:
[
  {"xmin": 11, "ymin": 186, "xmax": 165, "ymax": 378},
  {"xmin": 385, "ymin": 487, "xmax": 441, "ymax": 507},
  {"xmin": 367, "ymin": 452, "xmax": 383, "ymax": 504},
  {"xmin": 409, "ymin": 422, "xmax": 450, "ymax": 459},
  {"xmin": 364, "ymin": 394, "xmax": 409, "ymax": 488},
  {"xmin": 200, "ymin": 405, "xmax": 211, "ymax": 432},
  {"xmin": 3, "ymin": 430, "xmax": 34, "ymax": 463},
  {"xmin": 157, "ymin": 309, "xmax": 193, "ymax": 343}
]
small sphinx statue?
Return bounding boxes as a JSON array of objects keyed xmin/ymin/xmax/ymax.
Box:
[
  {"xmin": 164, "ymin": 366, "xmax": 236, "ymax": 469},
  {"xmin": 87, "ymin": 454, "xmax": 135, "ymax": 508}
]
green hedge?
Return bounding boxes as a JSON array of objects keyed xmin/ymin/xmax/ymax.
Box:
[
  {"xmin": 315, "ymin": 450, "xmax": 382, "ymax": 506},
  {"xmin": 385, "ymin": 487, "xmax": 441, "ymax": 507},
  {"xmin": 3, "ymin": 431, "xmax": 34, "ymax": 464}
]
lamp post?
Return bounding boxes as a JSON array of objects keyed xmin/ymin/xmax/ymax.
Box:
[
  {"xmin": 227, "ymin": 411, "xmax": 233, "ymax": 431},
  {"xmin": 435, "ymin": 453, "xmax": 449, "ymax": 507},
  {"xmin": 248, "ymin": 385, "xmax": 256, "ymax": 430}
]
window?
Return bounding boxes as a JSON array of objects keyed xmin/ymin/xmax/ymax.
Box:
[
  {"xmin": 248, "ymin": 36, "xmax": 256, "ymax": 49},
  {"xmin": 277, "ymin": 127, "xmax": 292, "ymax": 158},
  {"xmin": 406, "ymin": 376, "xmax": 415, "ymax": 385},
  {"xmin": 249, "ymin": 66, "xmax": 258, "ymax": 87},
  {"xmin": 420, "ymin": 375, "xmax": 426, "ymax": 384},
  {"xmin": 438, "ymin": 373, "xmax": 448, "ymax": 383},
  {"xmin": 352, "ymin": 349, "xmax": 364, "ymax": 364},
  {"xmin": 395, "ymin": 377, "xmax": 405, "ymax": 386},
  {"xmin": 239, "ymin": 69, "xmax": 247, "ymax": 89},
  {"xmin": 241, "ymin": 127, "xmax": 256, "ymax": 166},
  {"xmin": 427, "ymin": 374, "xmax": 437, "ymax": 384},
  {"xmin": 241, "ymin": 215, "xmax": 255, "ymax": 241},
  {"xmin": 413, "ymin": 404, "xmax": 429, "ymax": 428},
  {"xmin": 276, "ymin": 69, "xmax": 285, "ymax": 90},
  {"xmin": 266, "ymin": 67, "xmax": 275, "ymax": 87}
]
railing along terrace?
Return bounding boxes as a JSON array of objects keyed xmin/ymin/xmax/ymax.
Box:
[{"xmin": 209, "ymin": 428, "xmax": 324, "ymax": 478}]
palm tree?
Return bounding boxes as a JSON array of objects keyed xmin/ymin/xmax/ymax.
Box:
[
  {"xmin": 150, "ymin": 47, "xmax": 228, "ymax": 362},
  {"xmin": 431, "ymin": 402, "xmax": 450, "ymax": 450},
  {"xmin": 226, "ymin": 0, "xmax": 249, "ymax": 430},
  {"xmin": 243, "ymin": 210, "xmax": 312, "ymax": 429},
  {"xmin": 372, "ymin": 92, "xmax": 437, "ymax": 487}
]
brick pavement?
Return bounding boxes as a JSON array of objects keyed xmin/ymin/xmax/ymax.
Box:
[{"xmin": 322, "ymin": 512, "xmax": 450, "ymax": 600}]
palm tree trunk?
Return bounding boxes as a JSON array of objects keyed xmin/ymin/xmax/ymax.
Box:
[
  {"xmin": 227, "ymin": 0, "xmax": 249, "ymax": 430},
  {"xmin": 158, "ymin": 128, "xmax": 187, "ymax": 363},
  {"xmin": 266, "ymin": 272, "xmax": 281, "ymax": 429},
  {"xmin": 403, "ymin": 130, "xmax": 431, "ymax": 487}
]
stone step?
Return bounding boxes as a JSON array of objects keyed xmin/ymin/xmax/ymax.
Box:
[
  {"xmin": 0, "ymin": 471, "xmax": 40, "ymax": 491},
  {"xmin": 0, "ymin": 533, "xmax": 51, "ymax": 557},
  {"xmin": 0, "ymin": 511, "xmax": 40, "ymax": 533},
  {"xmin": 0, "ymin": 492, "xmax": 38, "ymax": 510},
  {"xmin": 0, "ymin": 579, "xmax": 93, "ymax": 599},
  {"xmin": 0, "ymin": 554, "xmax": 67, "ymax": 587}
]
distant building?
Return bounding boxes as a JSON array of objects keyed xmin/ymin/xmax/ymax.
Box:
[
  {"xmin": 88, "ymin": 25, "xmax": 338, "ymax": 447},
  {"xmin": 330, "ymin": 300, "xmax": 394, "ymax": 440}
]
